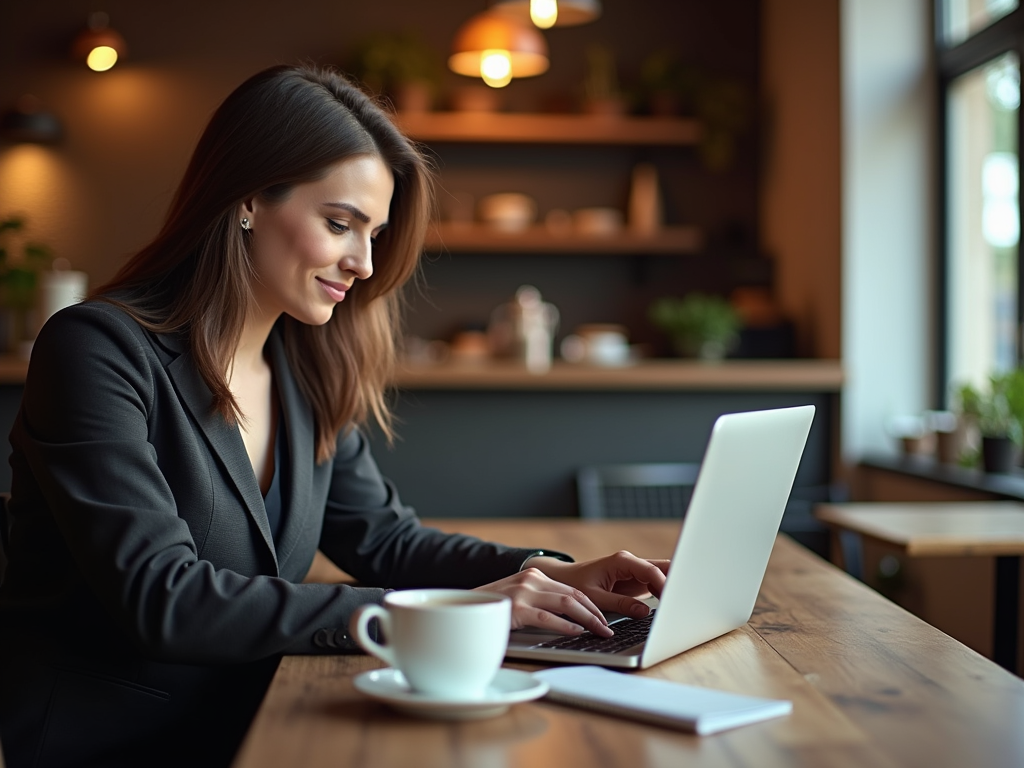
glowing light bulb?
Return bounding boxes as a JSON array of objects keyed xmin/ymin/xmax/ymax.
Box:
[
  {"xmin": 530, "ymin": 0, "xmax": 558, "ymax": 28},
  {"xmin": 86, "ymin": 46, "xmax": 118, "ymax": 72},
  {"xmin": 480, "ymin": 49, "xmax": 513, "ymax": 88}
]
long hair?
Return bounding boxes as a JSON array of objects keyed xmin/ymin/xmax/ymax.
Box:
[{"xmin": 94, "ymin": 64, "xmax": 431, "ymax": 463}]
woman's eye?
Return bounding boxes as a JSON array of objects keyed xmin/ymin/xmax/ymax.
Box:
[{"xmin": 327, "ymin": 219, "xmax": 349, "ymax": 234}]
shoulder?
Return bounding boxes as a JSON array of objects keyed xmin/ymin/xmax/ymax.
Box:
[
  {"xmin": 35, "ymin": 299, "xmax": 150, "ymax": 348},
  {"xmin": 28, "ymin": 300, "xmax": 163, "ymax": 395}
]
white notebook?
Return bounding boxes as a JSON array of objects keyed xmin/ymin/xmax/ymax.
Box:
[{"xmin": 534, "ymin": 666, "xmax": 792, "ymax": 735}]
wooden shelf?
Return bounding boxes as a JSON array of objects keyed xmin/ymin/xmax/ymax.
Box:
[
  {"xmin": 395, "ymin": 112, "xmax": 701, "ymax": 146},
  {"xmin": 0, "ymin": 356, "xmax": 842, "ymax": 393},
  {"xmin": 393, "ymin": 359, "xmax": 844, "ymax": 391},
  {"xmin": 424, "ymin": 223, "xmax": 703, "ymax": 255}
]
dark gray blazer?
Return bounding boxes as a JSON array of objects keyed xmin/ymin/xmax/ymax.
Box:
[{"xmin": 0, "ymin": 301, "xmax": 547, "ymax": 767}]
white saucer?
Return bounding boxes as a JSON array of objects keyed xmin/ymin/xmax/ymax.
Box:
[{"xmin": 353, "ymin": 668, "xmax": 549, "ymax": 720}]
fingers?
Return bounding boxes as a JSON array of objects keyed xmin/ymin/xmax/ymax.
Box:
[
  {"xmin": 582, "ymin": 552, "xmax": 670, "ymax": 618},
  {"xmin": 605, "ymin": 551, "xmax": 669, "ymax": 596},
  {"xmin": 508, "ymin": 569, "xmax": 613, "ymax": 637},
  {"xmin": 649, "ymin": 559, "xmax": 671, "ymax": 576},
  {"xmin": 608, "ymin": 596, "xmax": 654, "ymax": 619},
  {"xmin": 477, "ymin": 552, "xmax": 672, "ymax": 638}
]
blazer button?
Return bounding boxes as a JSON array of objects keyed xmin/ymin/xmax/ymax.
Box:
[
  {"xmin": 313, "ymin": 628, "xmax": 331, "ymax": 648},
  {"xmin": 332, "ymin": 630, "xmax": 349, "ymax": 648}
]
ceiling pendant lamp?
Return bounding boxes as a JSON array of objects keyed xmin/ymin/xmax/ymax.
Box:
[
  {"xmin": 448, "ymin": 11, "xmax": 549, "ymax": 88},
  {"xmin": 493, "ymin": 0, "xmax": 602, "ymax": 29},
  {"xmin": 71, "ymin": 12, "xmax": 128, "ymax": 72}
]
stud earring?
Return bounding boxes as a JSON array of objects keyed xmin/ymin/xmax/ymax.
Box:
[{"xmin": 240, "ymin": 217, "xmax": 251, "ymax": 231}]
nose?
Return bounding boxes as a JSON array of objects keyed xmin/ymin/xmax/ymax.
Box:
[{"xmin": 340, "ymin": 235, "xmax": 374, "ymax": 281}]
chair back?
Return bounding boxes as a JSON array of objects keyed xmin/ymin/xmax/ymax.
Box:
[{"xmin": 577, "ymin": 463, "xmax": 700, "ymax": 519}]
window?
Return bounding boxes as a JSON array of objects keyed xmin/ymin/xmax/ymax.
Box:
[
  {"xmin": 938, "ymin": 2, "xmax": 1024, "ymax": 399},
  {"xmin": 942, "ymin": 0, "xmax": 1018, "ymax": 45}
]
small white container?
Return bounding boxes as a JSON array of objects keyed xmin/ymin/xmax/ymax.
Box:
[
  {"xmin": 41, "ymin": 268, "xmax": 88, "ymax": 325},
  {"xmin": 561, "ymin": 324, "xmax": 631, "ymax": 366},
  {"xmin": 478, "ymin": 193, "xmax": 536, "ymax": 232},
  {"xmin": 573, "ymin": 207, "xmax": 623, "ymax": 236}
]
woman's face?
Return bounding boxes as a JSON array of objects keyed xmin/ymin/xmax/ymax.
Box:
[{"xmin": 243, "ymin": 154, "xmax": 394, "ymax": 327}]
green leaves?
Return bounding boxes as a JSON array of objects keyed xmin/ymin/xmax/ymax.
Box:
[
  {"xmin": 347, "ymin": 31, "xmax": 443, "ymax": 95},
  {"xmin": 0, "ymin": 214, "xmax": 54, "ymax": 311},
  {"xmin": 956, "ymin": 370, "xmax": 1024, "ymax": 443},
  {"xmin": 649, "ymin": 293, "xmax": 741, "ymax": 359}
]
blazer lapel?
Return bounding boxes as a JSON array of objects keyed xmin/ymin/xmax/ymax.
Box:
[
  {"xmin": 267, "ymin": 327, "xmax": 315, "ymax": 576},
  {"xmin": 155, "ymin": 331, "xmax": 279, "ymax": 569}
]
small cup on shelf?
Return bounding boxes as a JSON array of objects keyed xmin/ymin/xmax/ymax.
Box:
[
  {"xmin": 887, "ymin": 414, "xmax": 934, "ymax": 457},
  {"xmin": 573, "ymin": 207, "xmax": 623, "ymax": 236},
  {"xmin": 478, "ymin": 193, "xmax": 536, "ymax": 233},
  {"xmin": 926, "ymin": 410, "xmax": 966, "ymax": 464}
]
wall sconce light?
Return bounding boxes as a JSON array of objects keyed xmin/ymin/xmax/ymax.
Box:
[
  {"xmin": 493, "ymin": 0, "xmax": 601, "ymax": 29},
  {"xmin": 0, "ymin": 96, "xmax": 64, "ymax": 145},
  {"xmin": 71, "ymin": 12, "xmax": 127, "ymax": 72},
  {"xmin": 449, "ymin": 11, "xmax": 549, "ymax": 88}
]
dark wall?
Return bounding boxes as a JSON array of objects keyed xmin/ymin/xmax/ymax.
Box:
[
  {"xmin": 370, "ymin": 390, "xmax": 831, "ymax": 520},
  {"xmin": 368, "ymin": 389, "xmax": 835, "ymax": 556}
]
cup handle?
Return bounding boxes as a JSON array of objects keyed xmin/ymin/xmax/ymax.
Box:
[{"xmin": 350, "ymin": 604, "xmax": 396, "ymax": 667}]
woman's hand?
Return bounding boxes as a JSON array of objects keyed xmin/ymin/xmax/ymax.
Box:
[
  {"xmin": 475, "ymin": 568, "xmax": 615, "ymax": 637},
  {"xmin": 474, "ymin": 551, "xmax": 669, "ymax": 637},
  {"xmin": 530, "ymin": 551, "xmax": 669, "ymax": 619}
]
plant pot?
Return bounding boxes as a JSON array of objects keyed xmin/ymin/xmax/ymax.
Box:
[
  {"xmin": 671, "ymin": 335, "xmax": 731, "ymax": 362},
  {"xmin": 981, "ymin": 435, "xmax": 1018, "ymax": 473}
]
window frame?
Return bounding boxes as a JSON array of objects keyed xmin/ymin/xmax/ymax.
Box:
[{"xmin": 936, "ymin": 3, "xmax": 1024, "ymax": 405}]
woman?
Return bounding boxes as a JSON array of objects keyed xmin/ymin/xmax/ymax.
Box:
[{"xmin": 0, "ymin": 65, "xmax": 667, "ymax": 768}]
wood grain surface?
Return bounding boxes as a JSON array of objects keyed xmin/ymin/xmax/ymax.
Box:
[
  {"xmin": 232, "ymin": 520, "xmax": 1024, "ymax": 768},
  {"xmin": 393, "ymin": 359, "xmax": 845, "ymax": 392},
  {"xmin": 815, "ymin": 501, "xmax": 1024, "ymax": 556}
]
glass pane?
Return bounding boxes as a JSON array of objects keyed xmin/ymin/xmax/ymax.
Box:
[
  {"xmin": 943, "ymin": 0, "xmax": 1018, "ymax": 45},
  {"xmin": 947, "ymin": 52, "xmax": 1019, "ymax": 396}
]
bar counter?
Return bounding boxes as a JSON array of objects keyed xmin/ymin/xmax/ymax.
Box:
[
  {"xmin": 393, "ymin": 359, "xmax": 844, "ymax": 391},
  {"xmin": 0, "ymin": 356, "xmax": 844, "ymax": 391}
]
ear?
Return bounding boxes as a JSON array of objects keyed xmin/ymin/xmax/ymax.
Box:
[{"xmin": 238, "ymin": 198, "xmax": 256, "ymax": 228}]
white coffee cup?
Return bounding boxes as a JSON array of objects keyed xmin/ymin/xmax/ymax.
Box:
[{"xmin": 350, "ymin": 589, "xmax": 511, "ymax": 700}]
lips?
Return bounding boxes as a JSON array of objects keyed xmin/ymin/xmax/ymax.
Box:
[{"xmin": 316, "ymin": 277, "xmax": 350, "ymax": 302}]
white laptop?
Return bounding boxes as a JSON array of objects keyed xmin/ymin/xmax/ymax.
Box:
[{"xmin": 505, "ymin": 404, "xmax": 815, "ymax": 669}]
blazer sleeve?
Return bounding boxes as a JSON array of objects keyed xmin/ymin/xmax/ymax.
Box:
[
  {"xmin": 317, "ymin": 427, "xmax": 567, "ymax": 589},
  {"xmin": 11, "ymin": 304, "xmax": 395, "ymax": 663}
]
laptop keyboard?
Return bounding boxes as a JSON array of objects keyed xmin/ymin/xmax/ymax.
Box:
[{"xmin": 535, "ymin": 613, "xmax": 655, "ymax": 654}]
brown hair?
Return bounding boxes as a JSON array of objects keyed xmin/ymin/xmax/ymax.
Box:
[{"xmin": 94, "ymin": 64, "xmax": 431, "ymax": 462}]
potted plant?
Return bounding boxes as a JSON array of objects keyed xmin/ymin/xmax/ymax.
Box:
[
  {"xmin": 582, "ymin": 44, "xmax": 628, "ymax": 116},
  {"xmin": 347, "ymin": 31, "xmax": 443, "ymax": 113},
  {"xmin": 637, "ymin": 49, "xmax": 697, "ymax": 116},
  {"xmin": 956, "ymin": 370, "xmax": 1024, "ymax": 473},
  {"xmin": 649, "ymin": 293, "xmax": 741, "ymax": 361},
  {"xmin": 0, "ymin": 215, "xmax": 53, "ymax": 352},
  {"xmin": 636, "ymin": 50, "xmax": 749, "ymax": 171}
]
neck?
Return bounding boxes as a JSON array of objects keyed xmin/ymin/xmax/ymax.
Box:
[{"xmin": 232, "ymin": 306, "xmax": 280, "ymax": 377}]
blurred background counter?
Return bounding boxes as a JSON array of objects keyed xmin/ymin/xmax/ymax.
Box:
[
  {"xmin": 394, "ymin": 358, "xmax": 842, "ymax": 390},
  {"xmin": 366, "ymin": 358, "xmax": 843, "ymax": 557}
]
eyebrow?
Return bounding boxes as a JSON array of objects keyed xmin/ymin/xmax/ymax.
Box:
[{"xmin": 324, "ymin": 202, "xmax": 371, "ymax": 223}]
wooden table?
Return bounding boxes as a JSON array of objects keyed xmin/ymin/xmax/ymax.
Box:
[
  {"xmin": 233, "ymin": 519, "xmax": 1024, "ymax": 768},
  {"xmin": 815, "ymin": 501, "xmax": 1024, "ymax": 673}
]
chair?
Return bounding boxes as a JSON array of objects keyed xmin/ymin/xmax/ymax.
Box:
[
  {"xmin": 577, "ymin": 463, "xmax": 700, "ymax": 519},
  {"xmin": 576, "ymin": 463, "xmax": 850, "ymax": 559}
]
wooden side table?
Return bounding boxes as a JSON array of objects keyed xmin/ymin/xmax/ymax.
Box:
[{"xmin": 814, "ymin": 501, "xmax": 1024, "ymax": 674}]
